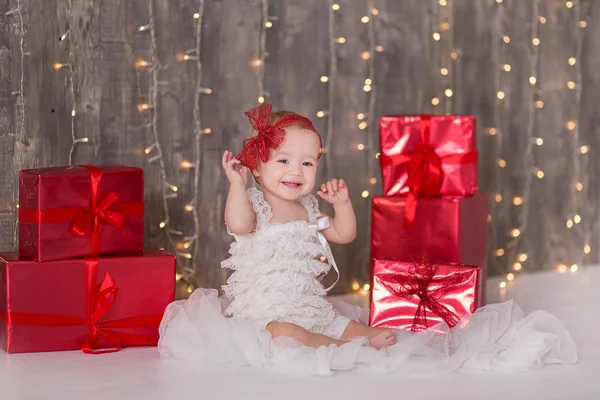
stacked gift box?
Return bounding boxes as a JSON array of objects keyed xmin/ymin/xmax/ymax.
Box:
[
  {"xmin": 369, "ymin": 115, "xmax": 488, "ymax": 332},
  {"xmin": 0, "ymin": 165, "xmax": 175, "ymax": 353}
]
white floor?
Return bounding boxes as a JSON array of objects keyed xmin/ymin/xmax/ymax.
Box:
[{"xmin": 2, "ymin": 266, "xmax": 599, "ymax": 400}]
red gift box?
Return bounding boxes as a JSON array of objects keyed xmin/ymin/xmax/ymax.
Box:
[
  {"xmin": 371, "ymin": 193, "xmax": 488, "ymax": 302},
  {"xmin": 0, "ymin": 249, "xmax": 175, "ymax": 354},
  {"xmin": 379, "ymin": 115, "xmax": 478, "ymax": 224},
  {"xmin": 370, "ymin": 259, "xmax": 482, "ymax": 332},
  {"xmin": 18, "ymin": 165, "xmax": 144, "ymax": 262}
]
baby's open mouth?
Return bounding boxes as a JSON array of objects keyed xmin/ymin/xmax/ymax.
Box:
[{"xmin": 282, "ymin": 181, "xmax": 303, "ymax": 189}]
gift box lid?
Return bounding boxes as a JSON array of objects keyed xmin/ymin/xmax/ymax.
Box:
[
  {"xmin": 0, "ymin": 248, "xmax": 171, "ymax": 263},
  {"xmin": 20, "ymin": 165, "xmax": 142, "ymax": 177}
]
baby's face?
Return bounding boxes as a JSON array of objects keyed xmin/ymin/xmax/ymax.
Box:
[{"xmin": 254, "ymin": 127, "xmax": 321, "ymax": 201}]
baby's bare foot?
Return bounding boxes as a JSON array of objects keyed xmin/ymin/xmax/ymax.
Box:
[{"xmin": 368, "ymin": 329, "xmax": 396, "ymax": 350}]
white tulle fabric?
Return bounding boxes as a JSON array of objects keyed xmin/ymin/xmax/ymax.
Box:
[{"xmin": 158, "ymin": 188, "xmax": 578, "ymax": 376}]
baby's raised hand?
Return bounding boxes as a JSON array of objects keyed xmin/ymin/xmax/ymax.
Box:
[
  {"xmin": 318, "ymin": 179, "xmax": 350, "ymax": 205},
  {"xmin": 222, "ymin": 150, "xmax": 248, "ymax": 186}
]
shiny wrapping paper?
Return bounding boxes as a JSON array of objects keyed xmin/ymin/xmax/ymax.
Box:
[
  {"xmin": 19, "ymin": 165, "xmax": 144, "ymax": 262},
  {"xmin": 0, "ymin": 249, "xmax": 175, "ymax": 354},
  {"xmin": 371, "ymin": 193, "xmax": 488, "ymax": 303},
  {"xmin": 370, "ymin": 259, "xmax": 482, "ymax": 332},
  {"xmin": 379, "ymin": 115, "xmax": 478, "ymax": 197}
]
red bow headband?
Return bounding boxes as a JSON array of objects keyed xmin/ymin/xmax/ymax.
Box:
[{"xmin": 235, "ymin": 104, "xmax": 321, "ymax": 170}]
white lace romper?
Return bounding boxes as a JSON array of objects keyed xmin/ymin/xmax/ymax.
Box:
[{"xmin": 221, "ymin": 188, "xmax": 351, "ymax": 340}]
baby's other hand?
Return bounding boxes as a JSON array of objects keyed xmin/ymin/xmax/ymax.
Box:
[
  {"xmin": 222, "ymin": 151, "xmax": 248, "ymax": 186},
  {"xmin": 318, "ymin": 179, "xmax": 350, "ymax": 205}
]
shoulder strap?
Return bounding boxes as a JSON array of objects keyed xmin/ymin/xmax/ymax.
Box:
[
  {"xmin": 308, "ymin": 216, "xmax": 339, "ymax": 292},
  {"xmin": 247, "ymin": 188, "xmax": 272, "ymax": 231},
  {"xmin": 299, "ymin": 194, "xmax": 321, "ymax": 222}
]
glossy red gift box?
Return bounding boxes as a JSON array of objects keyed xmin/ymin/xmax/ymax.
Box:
[
  {"xmin": 0, "ymin": 249, "xmax": 175, "ymax": 354},
  {"xmin": 379, "ymin": 115, "xmax": 478, "ymax": 197},
  {"xmin": 370, "ymin": 259, "xmax": 482, "ymax": 332},
  {"xmin": 19, "ymin": 165, "xmax": 144, "ymax": 262},
  {"xmin": 371, "ymin": 193, "xmax": 488, "ymax": 302}
]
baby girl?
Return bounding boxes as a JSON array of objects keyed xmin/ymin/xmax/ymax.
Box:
[{"xmin": 220, "ymin": 104, "xmax": 395, "ymax": 349}]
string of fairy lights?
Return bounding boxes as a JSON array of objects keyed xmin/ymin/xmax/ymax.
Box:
[
  {"xmin": 359, "ymin": 0, "xmax": 379, "ymax": 289},
  {"xmin": 505, "ymin": 0, "xmax": 541, "ymax": 286},
  {"xmin": 146, "ymin": 0, "xmax": 177, "ymax": 262},
  {"xmin": 151, "ymin": 1, "xmax": 213, "ymax": 295},
  {"xmin": 168, "ymin": 1, "xmax": 211, "ymax": 294},
  {"xmin": 137, "ymin": 1, "xmax": 197, "ymax": 294},
  {"xmin": 321, "ymin": 3, "xmax": 383, "ymax": 293},
  {"xmin": 566, "ymin": 0, "xmax": 591, "ymax": 273},
  {"xmin": 253, "ymin": 0, "xmax": 269, "ymax": 105},
  {"xmin": 494, "ymin": 0, "xmax": 542, "ymax": 288},
  {"xmin": 189, "ymin": 0, "xmax": 207, "ymax": 285},
  {"xmin": 430, "ymin": 0, "xmax": 456, "ymax": 113},
  {"xmin": 488, "ymin": 0, "xmax": 592, "ymax": 289},
  {"xmin": 321, "ymin": 1, "xmax": 339, "ymax": 178},
  {"xmin": 486, "ymin": 0, "xmax": 507, "ymax": 279},
  {"xmin": 64, "ymin": 0, "xmax": 83, "ymax": 165}
]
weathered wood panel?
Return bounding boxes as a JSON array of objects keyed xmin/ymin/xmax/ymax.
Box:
[
  {"xmin": 0, "ymin": 0, "xmax": 598, "ymax": 299},
  {"xmin": 0, "ymin": 0, "xmax": 16, "ymax": 247},
  {"xmin": 66, "ymin": 0, "xmax": 101, "ymax": 164},
  {"xmin": 97, "ymin": 0, "xmax": 135, "ymax": 167},
  {"xmin": 3, "ymin": 0, "xmax": 73, "ymax": 248}
]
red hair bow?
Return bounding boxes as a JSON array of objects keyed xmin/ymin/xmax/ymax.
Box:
[{"xmin": 235, "ymin": 104, "xmax": 320, "ymax": 170}]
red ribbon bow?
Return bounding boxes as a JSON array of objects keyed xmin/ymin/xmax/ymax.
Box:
[
  {"xmin": 70, "ymin": 165, "xmax": 126, "ymax": 254},
  {"xmin": 1, "ymin": 258, "xmax": 161, "ymax": 354},
  {"xmin": 18, "ymin": 165, "xmax": 143, "ymax": 255},
  {"xmin": 379, "ymin": 115, "xmax": 478, "ymax": 227},
  {"xmin": 236, "ymin": 104, "xmax": 286, "ymax": 171},
  {"xmin": 69, "ymin": 192, "xmax": 125, "ymax": 238},
  {"xmin": 377, "ymin": 258, "xmax": 464, "ymax": 332},
  {"xmin": 235, "ymin": 104, "xmax": 321, "ymax": 170}
]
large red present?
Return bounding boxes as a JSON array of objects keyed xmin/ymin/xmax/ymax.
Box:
[
  {"xmin": 370, "ymin": 258, "xmax": 482, "ymax": 332},
  {"xmin": 18, "ymin": 165, "xmax": 144, "ymax": 262},
  {"xmin": 0, "ymin": 249, "xmax": 175, "ymax": 354},
  {"xmin": 379, "ymin": 115, "xmax": 478, "ymax": 224},
  {"xmin": 371, "ymin": 193, "xmax": 488, "ymax": 302}
]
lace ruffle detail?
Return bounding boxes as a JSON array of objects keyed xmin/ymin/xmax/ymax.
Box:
[
  {"xmin": 299, "ymin": 194, "xmax": 321, "ymax": 222},
  {"xmin": 224, "ymin": 263, "xmax": 329, "ymax": 293},
  {"xmin": 247, "ymin": 187, "xmax": 272, "ymax": 231},
  {"xmin": 224, "ymin": 291, "xmax": 339, "ymax": 331},
  {"xmin": 221, "ymin": 228, "xmax": 326, "ymax": 269}
]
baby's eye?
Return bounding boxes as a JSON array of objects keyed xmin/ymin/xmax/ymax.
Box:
[
  {"xmin": 302, "ymin": 162, "xmax": 314, "ymax": 167},
  {"xmin": 277, "ymin": 159, "xmax": 289, "ymax": 164}
]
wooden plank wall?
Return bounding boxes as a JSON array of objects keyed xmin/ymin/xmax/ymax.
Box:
[{"xmin": 0, "ymin": 0, "xmax": 598, "ymax": 298}]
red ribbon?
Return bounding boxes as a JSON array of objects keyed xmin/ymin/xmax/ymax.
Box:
[
  {"xmin": 379, "ymin": 115, "xmax": 478, "ymax": 227},
  {"xmin": 235, "ymin": 104, "xmax": 321, "ymax": 171},
  {"xmin": 377, "ymin": 258, "xmax": 465, "ymax": 332},
  {"xmin": 18, "ymin": 165, "xmax": 143, "ymax": 255},
  {"xmin": 1, "ymin": 258, "xmax": 161, "ymax": 354}
]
